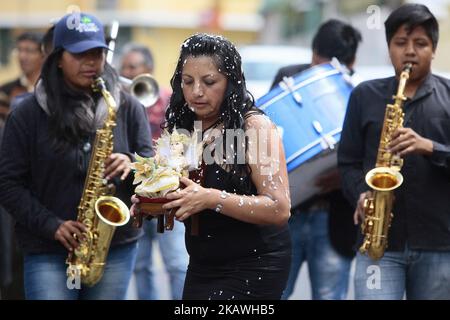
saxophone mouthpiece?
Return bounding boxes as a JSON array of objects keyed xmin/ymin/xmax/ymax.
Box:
[
  {"xmin": 403, "ymin": 63, "xmax": 413, "ymax": 72},
  {"xmin": 92, "ymin": 77, "xmax": 106, "ymax": 92}
]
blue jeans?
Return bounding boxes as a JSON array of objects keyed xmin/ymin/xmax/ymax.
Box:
[
  {"xmin": 134, "ymin": 219, "xmax": 188, "ymax": 300},
  {"xmin": 354, "ymin": 247, "xmax": 450, "ymax": 300},
  {"xmin": 24, "ymin": 241, "xmax": 137, "ymax": 300},
  {"xmin": 282, "ymin": 210, "xmax": 352, "ymax": 300}
]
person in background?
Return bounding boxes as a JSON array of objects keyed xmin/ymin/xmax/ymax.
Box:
[
  {"xmin": 270, "ymin": 19, "xmax": 362, "ymax": 300},
  {"xmin": 338, "ymin": 3, "xmax": 450, "ymax": 299},
  {"xmin": 9, "ymin": 26, "xmax": 55, "ymax": 111},
  {"xmin": 120, "ymin": 43, "xmax": 188, "ymax": 300},
  {"xmin": 0, "ymin": 32, "xmax": 44, "ymax": 120},
  {"xmin": 120, "ymin": 43, "xmax": 171, "ymax": 141},
  {"xmin": 0, "ymin": 30, "xmax": 46, "ymax": 300}
]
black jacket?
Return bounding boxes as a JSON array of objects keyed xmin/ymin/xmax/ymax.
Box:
[{"xmin": 0, "ymin": 92, "xmax": 152, "ymax": 254}]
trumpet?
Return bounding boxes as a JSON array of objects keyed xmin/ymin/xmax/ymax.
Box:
[
  {"xmin": 105, "ymin": 19, "xmax": 159, "ymax": 108},
  {"xmin": 119, "ymin": 73, "xmax": 160, "ymax": 108}
]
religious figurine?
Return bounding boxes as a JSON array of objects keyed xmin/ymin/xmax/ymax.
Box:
[{"xmin": 130, "ymin": 128, "xmax": 202, "ymax": 230}]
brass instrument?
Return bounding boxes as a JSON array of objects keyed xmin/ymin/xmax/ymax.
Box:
[
  {"xmin": 360, "ymin": 63, "xmax": 412, "ymax": 260},
  {"xmin": 121, "ymin": 73, "xmax": 163, "ymax": 233},
  {"xmin": 104, "ymin": 19, "xmax": 159, "ymax": 108},
  {"xmin": 66, "ymin": 77, "xmax": 131, "ymax": 287},
  {"xmin": 119, "ymin": 74, "xmax": 160, "ymax": 108}
]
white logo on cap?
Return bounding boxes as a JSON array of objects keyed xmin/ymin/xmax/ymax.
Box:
[
  {"xmin": 65, "ymin": 11, "xmax": 99, "ymax": 33},
  {"xmin": 66, "ymin": 11, "xmax": 81, "ymax": 30},
  {"xmin": 75, "ymin": 20, "xmax": 99, "ymax": 33}
]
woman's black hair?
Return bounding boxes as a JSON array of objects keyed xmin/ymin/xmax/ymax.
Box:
[
  {"xmin": 41, "ymin": 25, "xmax": 55, "ymax": 56},
  {"xmin": 165, "ymin": 33, "xmax": 261, "ymax": 192},
  {"xmin": 385, "ymin": 3, "xmax": 439, "ymax": 49},
  {"xmin": 40, "ymin": 48, "xmax": 117, "ymax": 152}
]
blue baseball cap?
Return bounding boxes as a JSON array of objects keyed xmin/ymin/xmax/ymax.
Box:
[{"xmin": 53, "ymin": 12, "xmax": 108, "ymax": 54}]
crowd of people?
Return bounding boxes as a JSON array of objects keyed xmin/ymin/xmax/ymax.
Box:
[{"xmin": 0, "ymin": 2, "xmax": 449, "ymax": 300}]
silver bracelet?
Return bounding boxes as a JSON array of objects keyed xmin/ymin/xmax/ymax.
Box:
[
  {"xmin": 215, "ymin": 203, "xmax": 224, "ymax": 213},
  {"xmin": 216, "ymin": 190, "xmax": 230, "ymax": 213}
]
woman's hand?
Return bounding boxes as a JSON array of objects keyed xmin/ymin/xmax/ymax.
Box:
[
  {"xmin": 162, "ymin": 177, "xmax": 209, "ymax": 221},
  {"xmin": 54, "ymin": 220, "xmax": 86, "ymax": 252},
  {"xmin": 130, "ymin": 194, "xmax": 166, "ymax": 218},
  {"xmin": 130, "ymin": 194, "xmax": 140, "ymax": 218},
  {"xmin": 104, "ymin": 153, "xmax": 132, "ymax": 181}
]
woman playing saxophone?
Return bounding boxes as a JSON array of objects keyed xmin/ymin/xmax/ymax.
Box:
[{"xmin": 0, "ymin": 12, "xmax": 152, "ymax": 299}]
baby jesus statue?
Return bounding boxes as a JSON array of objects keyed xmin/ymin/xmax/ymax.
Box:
[{"xmin": 131, "ymin": 128, "xmax": 202, "ymax": 231}]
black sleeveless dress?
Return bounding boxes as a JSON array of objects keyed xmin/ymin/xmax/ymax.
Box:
[{"xmin": 183, "ymin": 162, "xmax": 291, "ymax": 300}]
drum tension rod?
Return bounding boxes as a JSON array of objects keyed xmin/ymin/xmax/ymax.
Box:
[
  {"xmin": 313, "ymin": 120, "xmax": 336, "ymax": 150},
  {"xmin": 280, "ymin": 76, "xmax": 302, "ymax": 105},
  {"xmin": 330, "ymin": 57, "xmax": 353, "ymax": 85}
]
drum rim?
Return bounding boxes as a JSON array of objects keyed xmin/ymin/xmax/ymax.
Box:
[
  {"xmin": 258, "ymin": 67, "xmax": 341, "ymax": 110},
  {"xmin": 286, "ymin": 127, "xmax": 341, "ymax": 164}
]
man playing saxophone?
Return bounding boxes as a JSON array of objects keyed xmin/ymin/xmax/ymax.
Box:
[
  {"xmin": 0, "ymin": 12, "xmax": 152, "ymax": 299},
  {"xmin": 338, "ymin": 3, "xmax": 450, "ymax": 299}
]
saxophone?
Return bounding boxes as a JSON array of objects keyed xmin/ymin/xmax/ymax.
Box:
[
  {"xmin": 66, "ymin": 77, "xmax": 131, "ymax": 287},
  {"xmin": 359, "ymin": 63, "xmax": 412, "ymax": 260}
]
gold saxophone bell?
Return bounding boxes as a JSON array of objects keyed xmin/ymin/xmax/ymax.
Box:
[
  {"xmin": 71, "ymin": 196, "xmax": 130, "ymax": 287},
  {"xmin": 119, "ymin": 74, "xmax": 160, "ymax": 108},
  {"xmin": 95, "ymin": 196, "xmax": 130, "ymax": 226},
  {"xmin": 362, "ymin": 167, "xmax": 404, "ymax": 260},
  {"xmin": 365, "ymin": 167, "xmax": 403, "ymax": 192}
]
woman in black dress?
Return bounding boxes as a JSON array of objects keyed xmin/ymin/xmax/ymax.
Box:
[{"xmin": 135, "ymin": 33, "xmax": 291, "ymax": 300}]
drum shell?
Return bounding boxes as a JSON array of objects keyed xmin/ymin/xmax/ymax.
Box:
[{"xmin": 256, "ymin": 63, "xmax": 353, "ymax": 207}]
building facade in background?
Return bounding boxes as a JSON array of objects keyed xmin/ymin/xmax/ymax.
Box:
[
  {"xmin": 0, "ymin": 0, "xmax": 263, "ymax": 87},
  {"xmin": 0, "ymin": 0, "xmax": 449, "ymax": 103}
]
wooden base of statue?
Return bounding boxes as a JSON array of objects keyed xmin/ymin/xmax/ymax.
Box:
[{"xmin": 133, "ymin": 196, "xmax": 174, "ymax": 232}]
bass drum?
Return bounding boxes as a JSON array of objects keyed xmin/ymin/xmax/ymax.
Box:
[{"xmin": 256, "ymin": 62, "xmax": 355, "ymax": 207}]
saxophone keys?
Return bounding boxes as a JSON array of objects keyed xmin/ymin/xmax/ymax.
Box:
[
  {"xmin": 74, "ymin": 244, "xmax": 89, "ymax": 257},
  {"xmin": 83, "ymin": 218, "xmax": 93, "ymax": 228}
]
